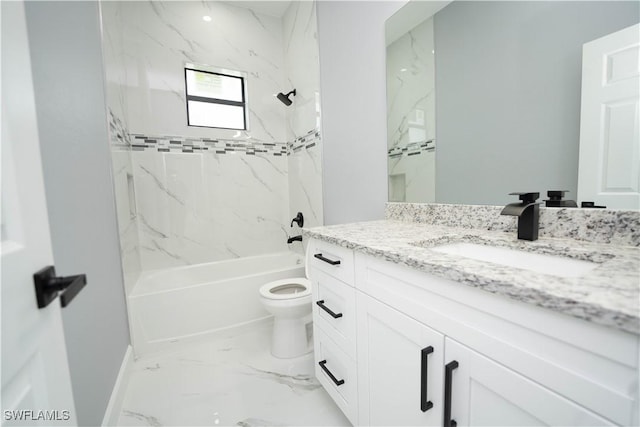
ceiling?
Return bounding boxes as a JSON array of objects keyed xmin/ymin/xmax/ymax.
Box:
[{"xmin": 222, "ymin": 1, "xmax": 293, "ymax": 18}]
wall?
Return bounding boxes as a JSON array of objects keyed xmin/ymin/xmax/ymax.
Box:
[
  {"xmin": 284, "ymin": 1, "xmax": 324, "ymax": 239},
  {"xmin": 317, "ymin": 1, "xmax": 406, "ymax": 225},
  {"xmin": 102, "ymin": 1, "xmax": 324, "ymax": 273},
  {"xmin": 24, "ymin": 2, "xmax": 130, "ymax": 425},
  {"xmin": 434, "ymin": 1, "xmax": 640, "ymax": 205}
]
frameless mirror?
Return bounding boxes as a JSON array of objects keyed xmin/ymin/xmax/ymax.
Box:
[{"xmin": 386, "ymin": 1, "xmax": 640, "ymax": 207}]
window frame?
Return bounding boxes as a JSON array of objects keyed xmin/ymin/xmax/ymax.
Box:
[{"xmin": 184, "ymin": 66, "xmax": 248, "ymax": 131}]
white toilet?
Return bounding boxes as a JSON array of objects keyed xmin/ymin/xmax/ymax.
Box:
[{"xmin": 259, "ymin": 277, "xmax": 312, "ymax": 359}]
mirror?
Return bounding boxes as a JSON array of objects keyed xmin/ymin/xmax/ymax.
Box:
[{"xmin": 386, "ymin": 1, "xmax": 640, "ymax": 207}]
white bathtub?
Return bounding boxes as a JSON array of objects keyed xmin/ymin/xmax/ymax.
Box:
[{"xmin": 128, "ymin": 251, "xmax": 305, "ymax": 356}]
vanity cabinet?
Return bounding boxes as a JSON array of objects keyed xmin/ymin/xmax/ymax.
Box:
[{"xmin": 307, "ymin": 238, "xmax": 639, "ymax": 427}]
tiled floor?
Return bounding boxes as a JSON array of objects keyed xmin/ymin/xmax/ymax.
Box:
[{"xmin": 117, "ymin": 323, "xmax": 350, "ymax": 426}]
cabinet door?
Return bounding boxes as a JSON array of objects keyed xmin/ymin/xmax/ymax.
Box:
[
  {"xmin": 357, "ymin": 293, "xmax": 444, "ymax": 426},
  {"xmin": 444, "ymin": 338, "xmax": 615, "ymax": 427}
]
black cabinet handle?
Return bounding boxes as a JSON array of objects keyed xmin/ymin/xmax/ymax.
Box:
[
  {"xmin": 316, "ymin": 300, "xmax": 343, "ymax": 318},
  {"xmin": 444, "ymin": 360, "xmax": 459, "ymax": 427},
  {"xmin": 318, "ymin": 360, "xmax": 345, "ymax": 386},
  {"xmin": 314, "ymin": 253, "xmax": 341, "ymax": 265},
  {"xmin": 421, "ymin": 346, "xmax": 434, "ymax": 412},
  {"xmin": 34, "ymin": 265, "xmax": 87, "ymax": 309}
]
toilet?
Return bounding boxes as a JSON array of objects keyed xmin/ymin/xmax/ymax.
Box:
[{"xmin": 259, "ymin": 277, "xmax": 312, "ymax": 359}]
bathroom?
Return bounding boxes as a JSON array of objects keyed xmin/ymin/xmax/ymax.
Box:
[{"xmin": 1, "ymin": 1, "xmax": 638, "ymax": 426}]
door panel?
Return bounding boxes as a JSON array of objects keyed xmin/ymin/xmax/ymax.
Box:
[{"xmin": 1, "ymin": 2, "xmax": 76, "ymax": 425}]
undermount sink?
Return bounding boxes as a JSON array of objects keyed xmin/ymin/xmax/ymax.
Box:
[{"xmin": 429, "ymin": 242, "xmax": 598, "ymax": 278}]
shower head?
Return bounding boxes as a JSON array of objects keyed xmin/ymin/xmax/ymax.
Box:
[{"xmin": 277, "ymin": 89, "xmax": 296, "ymax": 106}]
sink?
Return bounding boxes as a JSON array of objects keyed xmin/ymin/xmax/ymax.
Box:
[{"xmin": 429, "ymin": 242, "xmax": 598, "ymax": 278}]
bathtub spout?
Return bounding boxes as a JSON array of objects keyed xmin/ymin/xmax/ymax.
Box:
[{"xmin": 287, "ymin": 235, "xmax": 302, "ymax": 244}]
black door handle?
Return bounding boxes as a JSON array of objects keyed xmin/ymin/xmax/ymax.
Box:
[
  {"xmin": 34, "ymin": 266, "xmax": 87, "ymax": 308},
  {"xmin": 444, "ymin": 360, "xmax": 459, "ymax": 427},
  {"xmin": 421, "ymin": 346, "xmax": 434, "ymax": 412},
  {"xmin": 314, "ymin": 253, "xmax": 341, "ymax": 265},
  {"xmin": 318, "ymin": 360, "xmax": 345, "ymax": 386},
  {"xmin": 316, "ymin": 300, "xmax": 343, "ymax": 318}
]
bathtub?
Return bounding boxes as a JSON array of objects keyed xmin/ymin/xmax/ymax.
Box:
[{"xmin": 127, "ymin": 251, "xmax": 305, "ymax": 356}]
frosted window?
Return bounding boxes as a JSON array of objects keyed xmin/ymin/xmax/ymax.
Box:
[
  {"xmin": 187, "ymin": 101, "xmax": 245, "ymax": 130},
  {"xmin": 185, "ymin": 67, "xmax": 247, "ymax": 130}
]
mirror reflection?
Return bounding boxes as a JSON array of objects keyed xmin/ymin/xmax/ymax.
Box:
[{"xmin": 386, "ymin": 1, "xmax": 639, "ymax": 207}]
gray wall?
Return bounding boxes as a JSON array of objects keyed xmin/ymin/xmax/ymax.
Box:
[
  {"xmin": 435, "ymin": 1, "xmax": 640, "ymax": 206},
  {"xmin": 24, "ymin": 2, "xmax": 130, "ymax": 425},
  {"xmin": 317, "ymin": 1, "xmax": 405, "ymax": 224}
]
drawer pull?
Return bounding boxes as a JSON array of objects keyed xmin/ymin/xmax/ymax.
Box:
[
  {"xmin": 444, "ymin": 360, "xmax": 459, "ymax": 427},
  {"xmin": 420, "ymin": 346, "xmax": 434, "ymax": 412},
  {"xmin": 316, "ymin": 300, "xmax": 343, "ymax": 318},
  {"xmin": 314, "ymin": 253, "xmax": 341, "ymax": 265},
  {"xmin": 319, "ymin": 360, "xmax": 345, "ymax": 386}
]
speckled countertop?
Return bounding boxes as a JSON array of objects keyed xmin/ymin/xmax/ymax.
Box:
[{"xmin": 303, "ymin": 220, "xmax": 640, "ymax": 335}]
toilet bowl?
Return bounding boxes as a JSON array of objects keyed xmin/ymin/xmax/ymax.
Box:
[{"xmin": 259, "ymin": 278, "xmax": 312, "ymax": 359}]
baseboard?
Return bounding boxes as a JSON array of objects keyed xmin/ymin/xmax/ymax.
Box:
[{"xmin": 101, "ymin": 345, "xmax": 134, "ymax": 426}]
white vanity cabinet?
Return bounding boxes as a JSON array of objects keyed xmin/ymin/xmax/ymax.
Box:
[{"xmin": 307, "ymin": 238, "xmax": 639, "ymax": 426}]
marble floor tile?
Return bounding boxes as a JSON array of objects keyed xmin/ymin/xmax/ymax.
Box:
[{"xmin": 117, "ymin": 323, "xmax": 350, "ymax": 426}]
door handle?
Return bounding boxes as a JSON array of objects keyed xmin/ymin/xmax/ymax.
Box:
[
  {"xmin": 34, "ymin": 266, "xmax": 87, "ymax": 308},
  {"xmin": 318, "ymin": 360, "xmax": 345, "ymax": 386},
  {"xmin": 316, "ymin": 300, "xmax": 343, "ymax": 318},
  {"xmin": 314, "ymin": 253, "xmax": 341, "ymax": 265}
]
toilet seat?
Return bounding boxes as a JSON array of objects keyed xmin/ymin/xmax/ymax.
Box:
[{"xmin": 259, "ymin": 278, "xmax": 311, "ymax": 300}]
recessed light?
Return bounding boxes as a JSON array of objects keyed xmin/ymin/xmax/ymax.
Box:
[{"xmin": 203, "ymin": 15, "xmax": 212, "ymax": 22}]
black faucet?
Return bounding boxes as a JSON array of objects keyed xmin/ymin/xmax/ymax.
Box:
[
  {"xmin": 545, "ymin": 190, "xmax": 577, "ymax": 208},
  {"xmin": 291, "ymin": 212, "xmax": 304, "ymax": 228},
  {"xmin": 287, "ymin": 235, "xmax": 302, "ymax": 244},
  {"xmin": 500, "ymin": 192, "xmax": 541, "ymax": 241}
]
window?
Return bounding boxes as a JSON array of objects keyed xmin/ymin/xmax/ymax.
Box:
[{"xmin": 185, "ymin": 66, "xmax": 247, "ymax": 130}]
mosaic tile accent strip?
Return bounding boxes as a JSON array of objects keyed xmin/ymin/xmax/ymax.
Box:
[
  {"xmin": 385, "ymin": 202, "xmax": 640, "ymax": 246},
  {"xmin": 128, "ymin": 134, "xmax": 288, "ymax": 156},
  {"xmin": 108, "ymin": 109, "xmax": 131, "ymax": 148},
  {"xmin": 288, "ymin": 129, "xmax": 321, "ymax": 154},
  {"xmin": 388, "ymin": 139, "xmax": 435, "ymax": 158}
]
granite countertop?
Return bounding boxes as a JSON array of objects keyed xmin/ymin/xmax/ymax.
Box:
[{"xmin": 303, "ymin": 220, "xmax": 640, "ymax": 335}]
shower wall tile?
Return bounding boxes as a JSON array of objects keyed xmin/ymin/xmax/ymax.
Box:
[
  {"xmin": 133, "ymin": 150, "xmax": 290, "ymax": 270},
  {"xmin": 112, "ymin": 1, "xmax": 287, "ymax": 143},
  {"xmin": 284, "ymin": 1, "xmax": 324, "ymax": 250}
]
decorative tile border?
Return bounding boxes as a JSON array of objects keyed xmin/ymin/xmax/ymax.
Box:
[
  {"xmin": 385, "ymin": 202, "xmax": 640, "ymax": 246},
  {"xmin": 129, "ymin": 134, "xmax": 288, "ymax": 156},
  {"xmin": 108, "ymin": 109, "xmax": 321, "ymax": 157},
  {"xmin": 388, "ymin": 139, "xmax": 435, "ymax": 158}
]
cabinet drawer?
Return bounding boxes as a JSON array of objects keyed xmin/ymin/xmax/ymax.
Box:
[
  {"xmin": 308, "ymin": 239, "xmax": 354, "ymax": 285},
  {"xmin": 314, "ymin": 326, "xmax": 358, "ymax": 425},
  {"xmin": 311, "ymin": 269, "xmax": 357, "ymax": 358}
]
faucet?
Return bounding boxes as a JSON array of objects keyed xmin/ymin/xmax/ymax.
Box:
[
  {"xmin": 500, "ymin": 192, "xmax": 541, "ymax": 241},
  {"xmin": 291, "ymin": 212, "xmax": 304, "ymax": 228},
  {"xmin": 544, "ymin": 190, "xmax": 577, "ymax": 208},
  {"xmin": 287, "ymin": 235, "xmax": 302, "ymax": 244}
]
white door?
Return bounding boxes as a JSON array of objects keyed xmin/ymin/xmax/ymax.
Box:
[
  {"xmin": 444, "ymin": 338, "xmax": 613, "ymax": 427},
  {"xmin": 577, "ymin": 23, "xmax": 640, "ymax": 210},
  {"xmin": 1, "ymin": 2, "xmax": 77, "ymax": 425},
  {"xmin": 357, "ymin": 293, "xmax": 444, "ymax": 426}
]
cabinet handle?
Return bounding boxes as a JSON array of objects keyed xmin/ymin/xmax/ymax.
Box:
[
  {"xmin": 421, "ymin": 346, "xmax": 434, "ymax": 412},
  {"xmin": 314, "ymin": 253, "xmax": 341, "ymax": 265},
  {"xmin": 318, "ymin": 360, "xmax": 345, "ymax": 386},
  {"xmin": 444, "ymin": 360, "xmax": 459, "ymax": 427},
  {"xmin": 316, "ymin": 300, "xmax": 343, "ymax": 318}
]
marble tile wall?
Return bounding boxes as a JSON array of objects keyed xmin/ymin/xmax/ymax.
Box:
[
  {"xmin": 101, "ymin": 1, "xmax": 324, "ymax": 273},
  {"xmin": 386, "ymin": 17, "xmax": 436, "ymax": 203},
  {"xmin": 283, "ymin": 1, "xmax": 324, "ymax": 251}
]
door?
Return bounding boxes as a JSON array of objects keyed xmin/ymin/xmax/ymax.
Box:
[
  {"xmin": 443, "ymin": 338, "xmax": 613, "ymax": 427},
  {"xmin": 357, "ymin": 293, "xmax": 444, "ymax": 426},
  {"xmin": 577, "ymin": 23, "xmax": 640, "ymax": 209},
  {"xmin": 1, "ymin": 1, "xmax": 77, "ymax": 425}
]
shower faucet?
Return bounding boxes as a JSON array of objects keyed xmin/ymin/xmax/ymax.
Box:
[
  {"xmin": 500, "ymin": 192, "xmax": 541, "ymax": 241},
  {"xmin": 287, "ymin": 235, "xmax": 302, "ymax": 244},
  {"xmin": 290, "ymin": 212, "xmax": 304, "ymax": 228}
]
